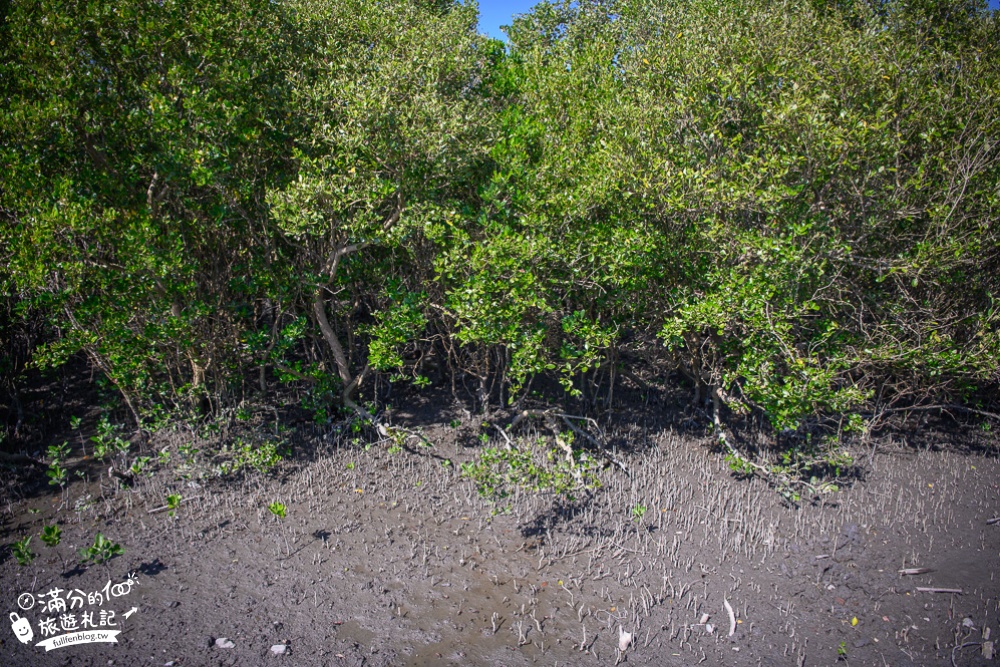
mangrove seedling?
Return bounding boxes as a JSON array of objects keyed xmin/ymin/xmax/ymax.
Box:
[
  {"xmin": 12, "ymin": 536, "xmax": 35, "ymax": 566},
  {"xmin": 46, "ymin": 462, "xmax": 68, "ymax": 489},
  {"xmin": 40, "ymin": 525, "xmax": 62, "ymax": 548},
  {"xmin": 81, "ymin": 533, "xmax": 124, "ymax": 564},
  {"xmin": 166, "ymin": 494, "xmax": 182, "ymax": 517}
]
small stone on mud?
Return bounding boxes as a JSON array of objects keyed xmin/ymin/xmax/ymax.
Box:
[
  {"xmin": 215, "ymin": 637, "xmax": 235, "ymax": 649},
  {"xmin": 705, "ymin": 623, "xmax": 714, "ymax": 634},
  {"xmin": 271, "ymin": 644, "xmax": 287, "ymax": 655},
  {"xmin": 854, "ymin": 638, "xmax": 870, "ymax": 648},
  {"xmin": 983, "ymin": 641, "xmax": 994, "ymax": 660},
  {"xmin": 699, "ymin": 613, "xmax": 710, "ymax": 624},
  {"xmin": 963, "ymin": 617, "xmax": 975, "ymax": 628}
]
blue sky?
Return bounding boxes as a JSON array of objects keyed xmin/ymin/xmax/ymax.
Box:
[
  {"xmin": 476, "ymin": 0, "xmax": 538, "ymax": 40},
  {"xmin": 476, "ymin": 0, "xmax": 1000, "ymax": 40}
]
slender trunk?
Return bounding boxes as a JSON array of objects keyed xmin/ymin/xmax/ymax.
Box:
[
  {"xmin": 64, "ymin": 306, "xmax": 142, "ymax": 426},
  {"xmin": 309, "ymin": 202, "xmax": 399, "ymax": 428},
  {"xmin": 312, "ymin": 290, "xmax": 352, "ymax": 385}
]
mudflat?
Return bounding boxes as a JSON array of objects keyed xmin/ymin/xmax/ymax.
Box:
[{"xmin": 2, "ymin": 397, "xmax": 998, "ymax": 667}]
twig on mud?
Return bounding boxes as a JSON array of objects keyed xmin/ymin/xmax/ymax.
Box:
[
  {"xmin": 986, "ymin": 516, "xmax": 1000, "ymax": 525},
  {"xmin": 492, "ymin": 424, "xmax": 514, "ymax": 448},
  {"xmin": 898, "ymin": 568, "xmax": 933, "ymax": 576},
  {"xmin": 952, "ymin": 641, "xmax": 982, "ymax": 667},
  {"xmin": 915, "ymin": 587, "xmax": 963, "ymax": 594}
]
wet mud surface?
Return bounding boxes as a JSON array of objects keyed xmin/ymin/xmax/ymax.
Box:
[{"xmin": 2, "ymin": 400, "xmax": 999, "ymax": 666}]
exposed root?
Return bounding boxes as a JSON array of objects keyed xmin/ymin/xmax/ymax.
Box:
[
  {"xmin": 504, "ymin": 408, "xmax": 628, "ymax": 474},
  {"xmin": 711, "ymin": 386, "xmax": 843, "ymax": 501}
]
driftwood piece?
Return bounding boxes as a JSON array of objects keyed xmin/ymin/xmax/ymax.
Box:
[{"xmin": 915, "ymin": 587, "xmax": 963, "ymax": 594}]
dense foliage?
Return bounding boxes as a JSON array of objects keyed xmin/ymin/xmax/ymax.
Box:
[{"xmin": 3, "ymin": 0, "xmax": 998, "ymax": 472}]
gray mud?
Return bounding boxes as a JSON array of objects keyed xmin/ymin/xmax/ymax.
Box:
[{"xmin": 2, "ymin": 406, "xmax": 998, "ymax": 666}]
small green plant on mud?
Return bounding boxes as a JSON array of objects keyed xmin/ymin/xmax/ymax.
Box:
[
  {"xmin": 40, "ymin": 525, "xmax": 62, "ymax": 547},
  {"xmin": 632, "ymin": 504, "xmax": 647, "ymax": 521},
  {"xmin": 46, "ymin": 462, "xmax": 68, "ymax": 488},
  {"xmin": 166, "ymin": 494, "xmax": 182, "ymax": 517},
  {"xmin": 129, "ymin": 456, "xmax": 152, "ymax": 476},
  {"xmin": 140, "ymin": 403, "xmax": 172, "ymax": 433},
  {"xmin": 45, "ymin": 442, "xmax": 70, "ymax": 491},
  {"xmin": 80, "ymin": 533, "xmax": 124, "ymax": 564},
  {"xmin": 218, "ymin": 438, "xmax": 285, "ymax": 476},
  {"xmin": 73, "ymin": 494, "xmax": 93, "ymax": 513},
  {"xmin": 726, "ymin": 440, "xmax": 855, "ymax": 503},
  {"xmin": 12, "ymin": 536, "xmax": 35, "ymax": 566},
  {"xmin": 47, "ymin": 441, "xmax": 70, "ymax": 462},
  {"xmin": 268, "ymin": 502, "xmax": 287, "ymax": 519},
  {"xmin": 91, "ymin": 416, "xmax": 129, "ymax": 460},
  {"xmin": 178, "ymin": 442, "xmax": 199, "ymax": 464},
  {"xmin": 69, "ymin": 415, "xmax": 86, "ymax": 456},
  {"xmin": 462, "ymin": 437, "xmax": 601, "ymax": 504}
]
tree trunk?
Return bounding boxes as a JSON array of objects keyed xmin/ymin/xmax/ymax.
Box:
[{"xmin": 312, "ymin": 290, "xmax": 352, "ymax": 386}]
